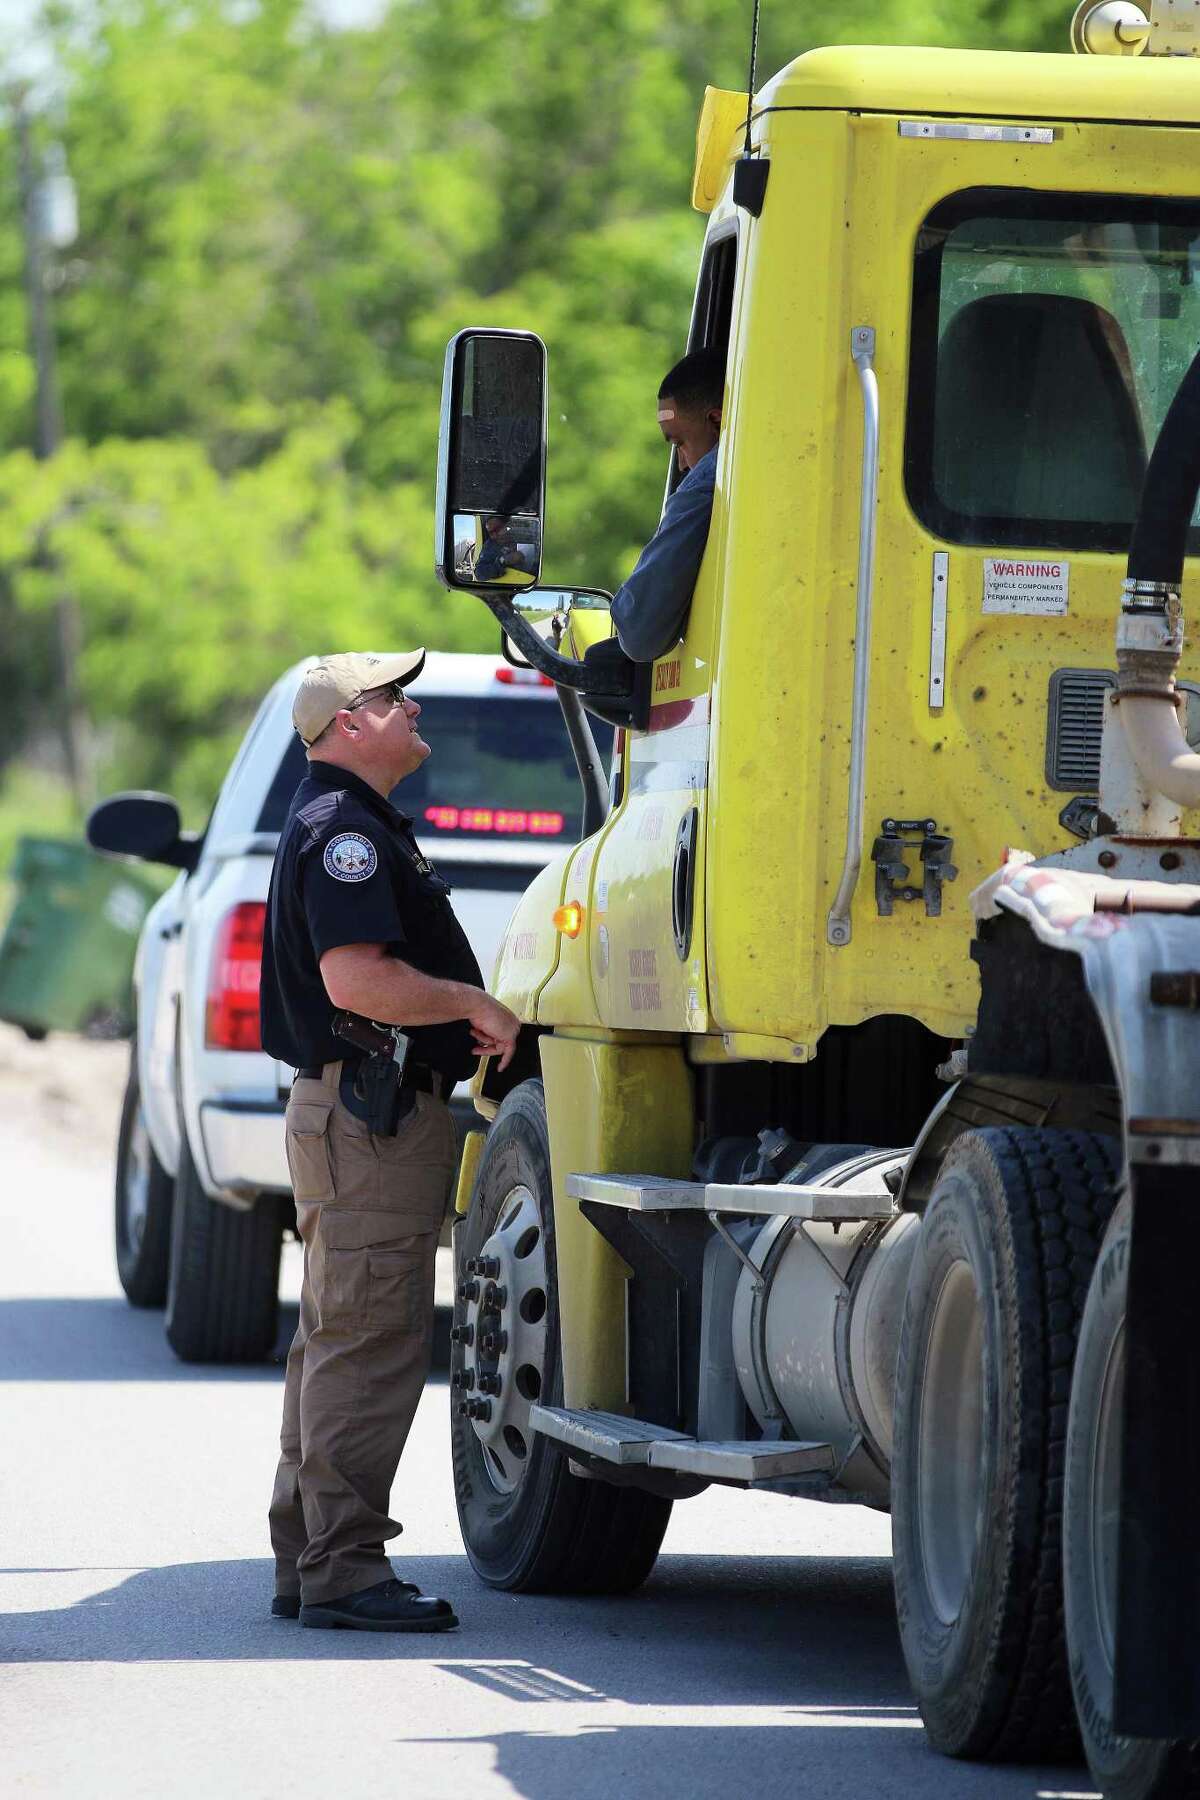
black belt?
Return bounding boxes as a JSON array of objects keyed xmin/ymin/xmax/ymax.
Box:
[{"xmin": 295, "ymin": 1060, "xmax": 451, "ymax": 1100}]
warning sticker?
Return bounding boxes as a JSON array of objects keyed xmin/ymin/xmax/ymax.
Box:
[{"xmin": 982, "ymin": 558, "xmax": 1068, "ymax": 616}]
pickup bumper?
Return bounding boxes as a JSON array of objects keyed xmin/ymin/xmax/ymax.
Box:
[
  {"xmin": 198, "ymin": 1100, "xmax": 290, "ymax": 1199},
  {"xmin": 198, "ymin": 1092, "xmax": 478, "ymax": 1205}
]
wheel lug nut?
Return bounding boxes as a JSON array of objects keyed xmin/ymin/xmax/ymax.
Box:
[
  {"xmin": 456, "ymin": 1400, "xmax": 470, "ymax": 1417},
  {"xmin": 452, "ymin": 1365, "xmax": 475, "ymax": 1391},
  {"xmin": 483, "ymin": 1282, "xmax": 508, "ymax": 1309},
  {"xmin": 479, "ymin": 1372, "xmax": 502, "ymax": 1396},
  {"xmin": 478, "ymin": 1256, "xmax": 500, "ymax": 1279},
  {"xmin": 471, "ymin": 1399, "xmax": 492, "ymax": 1422},
  {"xmin": 450, "ymin": 1323, "xmax": 474, "ymax": 1346},
  {"xmin": 457, "ymin": 1278, "xmax": 479, "ymax": 1303}
]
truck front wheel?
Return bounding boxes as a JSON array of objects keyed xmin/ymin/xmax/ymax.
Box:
[
  {"xmin": 451, "ymin": 1078, "xmax": 672, "ymax": 1592},
  {"xmin": 164, "ymin": 1133, "xmax": 281, "ymax": 1363},
  {"xmin": 1064, "ymin": 1191, "xmax": 1200, "ymax": 1800},
  {"xmin": 114, "ymin": 1040, "xmax": 173, "ymax": 1308},
  {"xmin": 892, "ymin": 1126, "xmax": 1118, "ymax": 1761}
]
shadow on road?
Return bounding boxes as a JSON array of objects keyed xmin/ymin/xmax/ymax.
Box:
[
  {"xmin": 0, "ymin": 1552, "xmax": 901, "ymax": 1688},
  {"xmin": 0, "ymin": 1298, "xmax": 453, "ymax": 1379},
  {"xmin": 0, "ymin": 1553, "xmax": 1086, "ymax": 1796},
  {"xmin": 418, "ymin": 1723, "xmax": 1076, "ymax": 1800}
]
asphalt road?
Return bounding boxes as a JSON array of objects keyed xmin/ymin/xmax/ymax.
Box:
[{"xmin": 0, "ymin": 1036, "xmax": 1100, "ymax": 1799}]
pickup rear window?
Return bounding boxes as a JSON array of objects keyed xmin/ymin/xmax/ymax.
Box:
[
  {"xmin": 257, "ymin": 693, "xmax": 614, "ymax": 842},
  {"xmin": 905, "ymin": 187, "xmax": 1200, "ymax": 553}
]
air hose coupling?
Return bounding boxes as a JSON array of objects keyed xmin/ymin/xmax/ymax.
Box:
[{"xmin": 1116, "ymin": 577, "xmax": 1184, "ymax": 698}]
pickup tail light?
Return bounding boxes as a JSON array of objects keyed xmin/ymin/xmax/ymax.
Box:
[
  {"xmin": 494, "ymin": 666, "xmax": 553, "ymax": 687},
  {"xmin": 206, "ymin": 901, "xmax": 266, "ymax": 1051}
]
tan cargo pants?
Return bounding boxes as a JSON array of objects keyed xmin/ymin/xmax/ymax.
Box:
[{"xmin": 268, "ymin": 1061, "xmax": 457, "ymax": 1606}]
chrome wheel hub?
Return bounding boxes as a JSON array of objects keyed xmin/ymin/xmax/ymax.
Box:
[
  {"xmin": 453, "ymin": 1185, "xmax": 549, "ymax": 1494},
  {"xmin": 917, "ymin": 1259, "xmax": 986, "ymax": 1627}
]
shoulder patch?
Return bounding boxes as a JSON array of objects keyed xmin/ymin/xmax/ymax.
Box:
[{"xmin": 323, "ymin": 832, "xmax": 378, "ymax": 883}]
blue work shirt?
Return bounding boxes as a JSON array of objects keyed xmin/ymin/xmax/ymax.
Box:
[{"xmin": 610, "ymin": 445, "xmax": 717, "ymax": 663}]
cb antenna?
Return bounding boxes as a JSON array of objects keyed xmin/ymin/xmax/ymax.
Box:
[
  {"xmin": 743, "ymin": 0, "xmax": 761, "ymax": 155},
  {"xmin": 733, "ymin": 0, "xmax": 770, "ymax": 216}
]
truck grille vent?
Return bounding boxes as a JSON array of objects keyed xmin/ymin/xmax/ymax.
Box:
[{"xmin": 1046, "ymin": 668, "xmax": 1116, "ymax": 793}]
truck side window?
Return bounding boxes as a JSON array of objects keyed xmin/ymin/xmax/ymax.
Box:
[
  {"xmin": 661, "ymin": 229, "xmax": 737, "ymax": 499},
  {"xmin": 690, "ymin": 232, "xmax": 737, "ymax": 365},
  {"xmin": 904, "ymin": 187, "xmax": 1200, "ymax": 554}
]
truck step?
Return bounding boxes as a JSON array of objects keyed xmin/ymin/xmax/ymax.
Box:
[
  {"xmin": 530, "ymin": 1405, "xmax": 835, "ymax": 1483},
  {"xmin": 566, "ymin": 1156, "xmax": 901, "ymax": 1222}
]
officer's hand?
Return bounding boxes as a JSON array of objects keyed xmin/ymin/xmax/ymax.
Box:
[{"xmin": 468, "ymin": 993, "xmax": 521, "ymax": 1072}]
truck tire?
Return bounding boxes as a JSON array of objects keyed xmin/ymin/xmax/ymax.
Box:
[
  {"xmin": 164, "ymin": 1133, "xmax": 281, "ymax": 1363},
  {"xmin": 451, "ymin": 1078, "xmax": 672, "ymax": 1592},
  {"xmin": 114, "ymin": 1042, "xmax": 174, "ymax": 1308},
  {"xmin": 892, "ymin": 1126, "xmax": 1119, "ymax": 1761},
  {"xmin": 1064, "ymin": 1191, "xmax": 1200, "ymax": 1800}
]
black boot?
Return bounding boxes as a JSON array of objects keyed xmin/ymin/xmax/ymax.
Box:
[{"xmin": 299, "ymin": 1577, "xmax": 458, "ymax": 1633}]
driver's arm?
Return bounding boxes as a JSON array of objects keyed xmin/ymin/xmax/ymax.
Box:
[{"xmin": 610, "ymin": 454, "xmax": 717, "ymax": 663}]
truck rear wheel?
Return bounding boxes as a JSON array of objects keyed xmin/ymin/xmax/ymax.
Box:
[
  {"xmin": 1064, "ymin": 1191, "xmax": 1200, "ymax": 1800},
  {"xmin": 164, "ymin": 1133, "xmax": 281, "ymax": 1363},
  {"xmin": 892, "ymin": 1126, "xmax": 1119, "ymax": 1761},
  {"xmin": 114, "ymin": 1041, "xmax": 173, "ymax": 1308},
  {"xmin": 451, "ymin": 1078, "xmax": 672, "ymax": 1592}
]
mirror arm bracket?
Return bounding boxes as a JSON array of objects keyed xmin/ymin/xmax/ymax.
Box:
[{"xmin": 481, "ymin": 595, "xmax": 634, "ymax": 698}]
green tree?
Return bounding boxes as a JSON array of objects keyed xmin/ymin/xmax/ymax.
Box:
[{"xmin": 0, "ymin": 0, "xmax": 1081, "ymax": 809}]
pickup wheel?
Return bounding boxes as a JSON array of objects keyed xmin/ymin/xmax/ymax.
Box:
[
  {"xmin": 164, "ymin": 1132, "xmax": 281, "ymax": 1363},
  {"xmin": 114, "ymin": 1040, "xmax": 173, "ymax": 1308},
  {"xmin": 1064, "ymin": 1191, "xmax": 1200, "ymax": 1800},
  {"xmin": 892, "ymin": 1127, "xmax": 1119, "ymax": 1762},
  {"xmin": 450, "ymin": 1078, "xmax": 672, "ymax": 1592}
]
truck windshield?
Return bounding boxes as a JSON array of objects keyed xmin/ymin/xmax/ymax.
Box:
[
  {"xmin": 905, "ymin": 188, "xmax": 1200, "ymax": 553},
  {"xmin": 257, "ymin": 693, "xmax": 613, "ymax": 843}
]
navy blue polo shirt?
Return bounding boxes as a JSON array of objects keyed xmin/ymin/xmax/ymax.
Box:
[{"xmin": 260, "ymin": 759, "xmax": 483, "ymax": 1077}]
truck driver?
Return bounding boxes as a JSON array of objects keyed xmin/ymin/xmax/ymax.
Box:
[{"xmin": 608, "ymin": 346, "xmax": 725, "ymax": 663}]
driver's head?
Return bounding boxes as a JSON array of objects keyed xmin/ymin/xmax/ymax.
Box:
[{"xmin": 657, "ymin": 348, "xmax": 725, "ymax": 474}]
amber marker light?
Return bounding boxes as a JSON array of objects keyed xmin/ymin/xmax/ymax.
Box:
[{"xmin": 552, "ymin": 900, "xmax": 585, "ymax": 938}]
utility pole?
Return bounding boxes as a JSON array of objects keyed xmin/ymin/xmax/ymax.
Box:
[{"xmin": 10, "ymin": 83, "xmax": 89, "ymax": 810}]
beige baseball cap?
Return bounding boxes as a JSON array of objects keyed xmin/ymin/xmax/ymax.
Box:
[{"xmin": 292, "ymin": 649, "xmax": 426, "ymax": 747}]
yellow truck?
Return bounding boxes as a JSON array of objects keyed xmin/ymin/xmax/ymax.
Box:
[{"xmin": 435, "ymin": 10, "xmax": 1200, "ymax": 1795}]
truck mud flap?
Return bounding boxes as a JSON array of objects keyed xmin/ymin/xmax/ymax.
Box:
[{"xmin": 1114, "ymin": 1162, "xmax": 1200, "ymax": 1738}]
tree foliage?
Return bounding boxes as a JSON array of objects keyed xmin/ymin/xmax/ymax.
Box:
[{"xmin": 1, "ymin": 0, "xmax": 1070, "ymax": 812}]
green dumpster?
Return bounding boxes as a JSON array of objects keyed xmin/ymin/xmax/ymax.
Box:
[{"xmin": 0, "ymin": 836, "xmax": 161, "ymax": 1039}]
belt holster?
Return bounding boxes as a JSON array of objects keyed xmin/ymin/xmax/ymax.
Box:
[{"xmin": 338, "ymin": 1054, "xmax": 414, "ymax": 1137}]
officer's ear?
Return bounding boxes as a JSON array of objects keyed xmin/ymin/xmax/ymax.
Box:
[
  {"xmin": 707, "ymin": 404, "xmax": 722, "ymax": 434},
  {"xmin": 333, "ymin": 707, "xmax": 360, "ymax": 737}
]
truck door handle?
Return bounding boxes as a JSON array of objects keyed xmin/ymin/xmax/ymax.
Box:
[
  {"xmin": 826, "ymin": 324, "xmax": 880, "ymax": 949},
  {"xmin": 672, "ymin": 806, "xmax": 699, "ymax": 961}
]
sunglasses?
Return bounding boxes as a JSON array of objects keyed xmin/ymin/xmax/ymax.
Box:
[{"xmin": 349, "ymin": 679, "xmax": 407, "ymax": 711}]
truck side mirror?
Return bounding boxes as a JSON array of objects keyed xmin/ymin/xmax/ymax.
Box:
[
  {"xmin": 87, "ymin": 792, "xmax": 201, "ymax": 872},
  {"xmin": 435, "ymin": 328, "xmax": 546, "ymax": 593}
]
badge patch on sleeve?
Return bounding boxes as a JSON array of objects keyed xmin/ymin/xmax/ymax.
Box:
[{"xmin": 323, "ymin": 832, "xmax": 378, "ymax": 882}]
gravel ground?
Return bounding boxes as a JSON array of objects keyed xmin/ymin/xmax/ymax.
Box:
[{"xmin": 0, "ymin": 1020, "xmax": 129, "ymax": 1167}]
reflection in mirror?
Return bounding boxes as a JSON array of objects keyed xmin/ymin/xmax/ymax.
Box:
[
  {"xmin": 452, "ymin": 335, "xmax": 543, "ymax": 515},
  {"xmin": 453, "ymin": 512, "xmax": 540, "ymax": 588},
  {"xmin": 502, "ymin": 611, "xmax": 564, "ymax": 670},
  {"xmin": 511, "ymin": 587, "xmax": 612, "ymax": 613}
]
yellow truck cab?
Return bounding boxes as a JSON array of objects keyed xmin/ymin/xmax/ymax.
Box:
[{"xmin": 435, "ymin": 17, "xmax": 1200, "ymax": 1795}]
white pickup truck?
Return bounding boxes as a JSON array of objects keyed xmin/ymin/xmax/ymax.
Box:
[{"xmin": 89, "ymin": 651, "xmax": 609, "ymax": 1362}]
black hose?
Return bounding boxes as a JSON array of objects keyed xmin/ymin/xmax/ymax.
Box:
[{"xmin": 1127, "ymin": 341, "xmax": 1200, "ymax": 586}]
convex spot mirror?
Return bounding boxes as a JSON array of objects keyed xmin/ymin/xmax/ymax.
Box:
[
  {"xmin": 87, "ymin": 792, "xmax": 201, "ymax": 871},
  {"xmin": 499, "ymin": 588, "xmax": 614, "ymax": 670},
  {"xmin": 436, "ymin": 328, "xmax": 546, "ymax": 593}
]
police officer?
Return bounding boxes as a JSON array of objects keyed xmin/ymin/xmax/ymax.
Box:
[{"xmin": 260, "ymin": 649, "xmax": 519, "ymax": 1632}]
